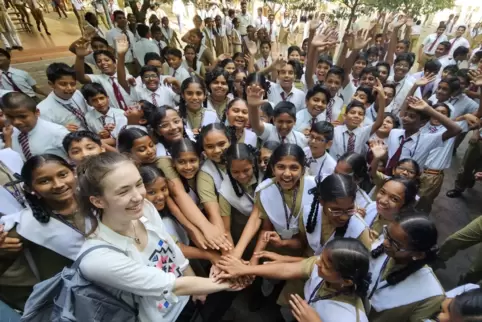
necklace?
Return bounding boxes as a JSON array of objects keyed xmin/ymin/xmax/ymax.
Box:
[{"xmin": 131, "ymin": 222, "xmax": 141, "ymax": 244}]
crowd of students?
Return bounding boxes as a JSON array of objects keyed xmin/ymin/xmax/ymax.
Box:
[{"xmin": 1, "ymin": 4, "xmax": 482, "ymax": 322}]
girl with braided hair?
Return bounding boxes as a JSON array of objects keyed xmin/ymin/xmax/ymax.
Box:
[
  {"xmin": 219, "ymin": 143, "xmax": 260, "ymax": 259},
  {"xmin": 223, "ymin": 98, "xmax": 257, "ymax": 147},
  {"xmin": 217, "ymin": 238, "xmax": 372, "ymax": 322},
  {"xmin": 171, "ymin": 138, "xmax": 200, "ymax": 206},
  {"xmin": 205, "ymin": 67, "xmax": 233, "ymax": 120},
  {"xmin": 368, "ymin": 214, "xmax": 444, "ymax": 321}
]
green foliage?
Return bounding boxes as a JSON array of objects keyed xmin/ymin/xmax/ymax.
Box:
[{"xmin": 368, "ymin": 0, "xmax": 454, "ymax": 16}]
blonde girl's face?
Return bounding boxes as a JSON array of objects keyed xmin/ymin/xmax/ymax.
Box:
[
  {"xmin": 174, "ymin": 151, "xmax": 200, "ymax": 180},
  {"xmin": 145, "ymin": 176, "xmax": 169, "ymax": 211}
]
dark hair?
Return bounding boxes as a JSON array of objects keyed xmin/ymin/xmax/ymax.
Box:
[
  {"xmin": 225, "ymin": 143, "xmax": 259, "ymax": 197},
  {"xmin": 366, "ymin": 46, "xmax": 379, "ymax": 58},
  {"xmin": 139, "ymin": 65, "xmax": 159, "ymax": 78},
  {"xmin": 144, "ymin": 52, "xmax": 162, "ymax": 65},
  {"xmin": 179, "ymin": 76, "xmax": 207, "ymax": 119},
  {"xmin": 117, "ymin": 128, "xmax": 150, "ymax": 154},
  {"xmin": 287, "ymin": 45, "xmax": 302, "ymax": 57},
  {"xmin": 170, "ymin": 138, "xmax": 199, "ymax": 192},
  {"xmin": 354, "ymin": 52, "xmax": 368, "ymax": 65},
  {"xmin": 376, "ymin": 61, "xmax": 390, "ymax": 72},
  {"xmin": 337, "ymin": 152, "xmax": 369, "ymax": 185},
  {"xmin": 454, "ymin": 46, "xmax": 469, "ymax": 58},
  {"xmin": 371, "ymin": 214, "xmax": 438, "ymax": 286},
  {"xmin": 46, "ymin": 62, "xmax": 76, "ymax": 83},
  {"xmin": 260, "ymin": 102, "xmax": 274, "ymax": 123},
  {"xmin": 259, "ymin": 40, "xmax": 271, "ymax": 49},
  {"xmin": 354, "ymin": 86, "xmax": 375, "ymax": 104},
  {"xmin": 196, "ymin": 123, "xmax": 230, "ymax": 156},
  {"xmin": 397, "ymin": 39, "xmax": 410, "ymax": 51},
  {"xmin": 324, "ymin": 238, "xmax": 372, "ymax": 298},
  {"xmin": 0, "ymin": 48, "xmax": 11, "ymax": 60},
  {"xmin": 286, "ymin": 59, "xmax": 304, "ymax": 80},
  {"xmin": 90, "ymin": 36, "xmax": 109, "ymax": 47},
  {"xmin": 81, "ymin": 83, "xmax": 108, "ymax": 101},
  {"xmin": 382, "ymin": 176, "xmax": 419, "ymax": 211},
  {"xmin": 113, "ymin": 10, "xmax": 125, "ymax": 20},
  {"xmin": 273, "ymin": 101, "xmax": 297, "ymax": 122},
  {"xmin": 149, "ymin": 105, "xmax": 189, "ymax": 151},
  {"xmin": 433, "ymin": 102, "xmax": 452, "ymax": 117},
  {"xmin": 261, "ymin": 140, "xmax": 280, "ymax": 151},
  {"xmin": 317, "ymin": 54, "xmax": 333, "ymax": 67},
  {"xmin": 184, "ymin": 44, "xmax": 199, "ymax": 72},
  {"xmin": 424, "ymin": 59, "xmax": 442, "ymax": 74},
  {"xmin": 306, "ymin": 173, "xmax": 357, "ymax": 234},
  {"xmin": 1, "ymin": 92, "xmax": 37, "ymax": 112},
  {"xmin": 346, "ymin": 99, "xmax": 367, "ymax": 114},
  {"xmin": 311, "ymin": 121, "xmax": 334, "ymax": 141},
  {"xmin": 138, "ymin": 165, "xmax": 169, "ymax": 215},
  {"xmin": 439, "ymin": 76, "xmax": 461, "ymax": 95},
  {"xmin": 306, "ymin": 84, "xmax": 332, "ymax": 102},
  {"xmin": 62, "ymin": 130, "xmax": 102, "ymax": 151},
  {"xmin": 150, "ymin": 24, "xmax": 162, "ymax": 34},
  {"xmin": 456, "ymin": 68, "xmax": 471, "ymax": 86},
  {"xmin": 166, "ymin": 47, "xmax": 183, "ymax": 59},
  {"xmin": 93, "ymin": 49, "xmax": 116, "ymax": 63},
  {"xmin": 244, "ymin": 73, "xmax": 270, "ymax": 99},
  {"xmin": 451, "ymin": 288, "xmax": 482, "ymax": 320},
  {"xmin": 394, "ymin": 53, "xmax": 415, "ymax": 69},
  {"xmin": 384, "ymin": 112, "xmax": 400, "ymax": 129},
  {"xmin": 205, "ymin": 67, "xmax": 233, "ymax": 96},
  {"xmin": 383, "ymin": 83, "xmax": 397, "ymax": 97},
  {"xmin": 264, "ymin": 143, "xmax": 306, "ymax": 180},
  {"xmin": 222, "ymin": 97, "xmax": 248, "ymax": 124},
  {"xmin": 326, "ymin": 66, "xmax": 345, "ymax": 83},
  {"xmin": 218, "ymin": 58, "xmax": 235, "ymax": 69},
  {"xmin": 443, "ymin": 64, "xmax": 459, "ymax": 75},
  {"xmin": 438, "ymin": 41, "xmax": 451, "ymax": 52},
  {"xmin": 137, "ymin": 24, "xmax": 150, "ymax": 38}
]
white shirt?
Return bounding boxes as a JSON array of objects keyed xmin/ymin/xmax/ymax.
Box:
[
  {"xmin": 437, "ymin": 55, "xmax": 456, "ymax": 77},
  {"xmin": 85, "ymin": 107, "xmax": 127, "ymax": 139},
  {"xmin": 295, "ymin": 108, "xmax": 326, "ymax": 132},
  {"xmin": 411, "ymin": 25, "xmax": 421, "ymax": 36},
  {"xmin": 329, "ymin": 124, "xmax": 372, "ymax": 160},
  {"xmin": 422, "ymin": 121, "xmax": 462, "ymax": 170},
  {"xmin": 304, "ymin": 147, "xmax": 336, "ymax": 181},
  {"xmin": 422, "ymin": 33, "xmax": 449, "ymax": 55},
  {"xmin": 428, "ymin": 94, "xmax": 457, "ymax": 116},
  {"xmin": 236, "ymin": 13, "xmax": 252, "ymax": 35},
  {"xmin": 259, "ymin": 122, "xmax": 308, "ymax": 148},
  {"xmin": 254, "ymin": 15, "xmax": 267, "ymax": 30},
  {"xmin": 11, "ymin": 118, "xmax": 69, "ymax": 161},
  {"xmin": 133, "ymin": 38, "xmax": 160, "ymax": 67},
  {"xmin": 267, "ymin": 82, "xmax": 305, "ymax": 112},
  {"xmin": 133, "ymin": 85, "xmax": 179, "ymax": 108},
  {"xmin": 256, "ymin": 56, "xmax": 272, "ymax": 70},
  {"xmin": 387, "ymin": 128, "xmax": 444, "ymax": 167},
  {"xmin": 341, "ymin": 77, "xmax": 357, "ymax": 105},
  {"xmin": 0, "ymin": 67, "xmax": 37, "ymax": 97},
  {"xmin": 167, "ymin": 65, "xmax": 190, "ymax": 85},
  {"xmin": 87, "ymin": 73, "xmax": 135, "ymax": 110},
  {"xmin": 387, "ymin": 75, "xmax": 414, "ymax": 116},
  {"xmin": 79, "ymin": 200, "xmax": 190, "ymax": 322},
  {"xmin": 106, "ymin": 27, "xmax": 137, "ymax": 63},
  {"xmin": 38, "ymin": 91, "xmax": 90, "ymax": 130},
  {"xmin": 449, "ymin": 93, "xmax": 479, "ymax": 119},
  {"xmin": 327, "ymin": 93, "xmax": 345, "ymax": 122},
  {"xmin": 265, "ymin": 22, "xmax": 278, "ymax": 42},
  {"xmin": 448, "ymin": 36, "xmax": 470, "ymax": 57}
]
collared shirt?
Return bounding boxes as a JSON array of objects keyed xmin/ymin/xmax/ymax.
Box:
[
  {"xmin": 265, "ymin": 22, "xmax": 278, "ymax": 42},
  {"xmin": 428, "ymin": 94, "xmax": 457, "ymax": 116},
  {"xmin": 295, "ymin": 108, "xmax": 326, "ymax": 132},
  {"xmin": 341, "ymin": 75, "xmax": 357, "ymax": 105},
  {"xmin": 0, "ymin": 67, "xmax": 37, "ymax": 96},
  {"xmin": 267, "ymin": 82, "xmax": 305, "ymax": 112},
  {"xmin": 256, "ymin": 56, "xmax": 273, "ymax": 70},
  {"xmin": 448, "ymin": 37, "xmax": 470, "ymax": 57},
  {"xmin": 422, "ymin": 33, "xmax": 449, "ymax": 55},
  {"xmin": 411, "ymin": 25, "xmax": 421, "ymax": 36},
  {"xmin": 422, "ymin": 121, "xmax": 463, "ymax": 170},
  {"xmin": 167, "ymin": 65, "xmax": 190, "ymax": 84},
  {"xmin": 329, "ymin": 92, "xmax": 345, "ymax": 122},
  {"xmin": 254, "ymin": 15, "xmax": 267, "ymax": 30},
  {"xmin": 387, "ymin": 75, "xmax": 414, "ymax": 116},
  {"xmin": 236, "ymin": 13, "xmax": 252, "ymax": 35},
  {"xmin": 387, "ymin": 128, "xmax": 444, "ymax": 167},
  {"xmin": 87, "ymin": 72, "xmax": 135, "ymax": 110},
  {"xmin": 259, "ymin": 122, "xmax": 308, "ymax": 148},
  {"xmin": 85, "ymin": 107, "xmax": 127, "ymax": 139},
  {"xmin": 133, "ymin": 85, "xmax": 179, "ymax": 107},
  {"xmin": 304, "ymin": 146, "xmax": 336, "ymax": 181},
  {"xmin": 449, "ymin": 93, "xmax": 479, "ymax": 119},
  {"xmin": 11, "ymin": 118, "xmax": 69, "ymax": 161},
  {"xmin": 330, "ymin": 124, "xmax": 372, "ymax": 160},
  {"xmin": 106, "ymin": 27, "xmax": 136, "ymax": 63},
  {"xmin": 133, "ymin": 38, "xmax": 160, "ymax": 66},
  {"xmin": 79, "ymin": 200, "xmax": 190, "ymax": 322},
  {"xmin": 437, "ymin": 55, "xmax": 456, "ymax": 77},
  {"xmin": 38, "ymin": 91, "xmax": 90, "ymax": 129}
]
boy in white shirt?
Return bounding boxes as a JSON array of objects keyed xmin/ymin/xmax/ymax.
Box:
[
  {"xmin": 133, "ymin": 24, "xmax": 160, "ymax": 69},
  {"xmin": 38, "ymin": 62, "xmax": 90, "ymax": 132},
  {"xmin": 165, "ymin": 48, "xmax": 190, "ymax": 84},
  {"xmin": 106, "ymin": 10, "xmax": 137, "ymax": 76},
  {"xmin": 295, "ymin": 85, "xmax": 331, "ymax": 134},
  {"xmin": 265, "ymin": 13, "xmax": 278, "ymax": 44},
  {"xmin": 267, "ymin": 60, "xmax": 305, "ymax": 111},
  {"xmin": 62, "ymin": 130, "xmax": 106, "ymax": 166},
  {"xmin": 1, "ymin": 92, "xmax": 69, "ymax": 161},
  {"xmin": 304, "ymin": 121, "xmax": 336, "ymax": 181},
  {"xmin": 387, "ymin": 53, "xmax": 416, "ymax": 116},
  {"xmin": 255, "ymin": 40, "xmax": 273, "ymax": 71},
  {"xmin": 82, "ymin": 83, "xmax": 127, "ymax": 147},
  {"xmin": 323, "ymin": 66, "xmax": 346, "ymax": 123}
]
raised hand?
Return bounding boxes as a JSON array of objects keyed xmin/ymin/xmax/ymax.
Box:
[
  {"xmin": 371, "ymin": 140, "xmax": 388, "ymax": 159},
  {"xmin": 115, "ymin": 35, "xmax": 130, "ymax": 55},
  {"xmin": 246, "ymin": 84, "xmax": 267, "ymax": 107},
  {"xmin": 74, "ymin": 39, "xmax": 92, "ymax": 57},
  {"xmin": 406, "ymin": 96, "xmax": 429, "ymax": 111},
  {"xmin": 415, "ymin": 72, "xmax": 437, "ymax": 87},
  {"xmin": 372, "ymin": 78, "xmax": 385, "ymax": 96},
  {"xmin": 393, "ymin": 17, "xmax": 407, "ymax": 29},
  {"xmin": 352, "ymin": 30, "xmax": 372, "ymax": 50}
]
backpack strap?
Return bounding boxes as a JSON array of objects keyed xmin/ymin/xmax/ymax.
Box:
[{"xmin": 72, "ymin": 244, "xmax": 125, "ymax": 270}]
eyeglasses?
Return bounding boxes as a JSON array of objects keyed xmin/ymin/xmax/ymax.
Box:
[
  {"xmin": 383, "ymin": 226, "xmax": 409, "ymax": 252},
  {"xmin": 309, "ymin": 135, "xmax": 329, "ymax": 143},
  {"xmin": 327, "ymin": 207, "xmax": 357, "ymax": 217},
  {"xmin": 396, "ymin": 166, "xmax": 416, "ymax": 176}
]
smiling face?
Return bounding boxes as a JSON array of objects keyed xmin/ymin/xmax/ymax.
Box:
[
  {"xmin": 95, "ymin": 54, "xmax": 116, "ymax": 75},
  {"xmin": 258, "ymin": 147, "xmax": 272, "ymax": 173},
  {"xmin": 378, "ymin": 115, "xmax": 395, "ymax": 136},
  {"xmin": 288, "ymin": 50, "xmax": 301, "ymax": 62},
  {"xmin": 209, "ymin": 75, "xmax": 229, "ymax": 99},
  {"xmin": 184, "ymin": 47, "xmax": 196, "ymax": 62},
  {"xmin": 31, "ymin": 161, "xmax": 76, "ymax": 203},
  {"xmin": 306, "ymin": 92, "xmax": 327, "ymax": 117},
  {"xmin": 345, "ymin": 106, "xmax": 365, "ymax": 128},
  {"xmin": 383, "ymin": 86, "xmax": 395, "ymax": 106},
  {"xmin": 325, "ymin": 73, "xmax": 343, "ymax": 97},
  {"xmin": 234, "ymin": 56, "xmax": 246, "ymax": 69},
  {"xmin": 145, "ymin": 176, "xmax": 168, "ymax": 211},
  {"xmin": 203, "ymin": 129, "xmax": 230, "ymax": 163},
  {"xmin": 182, "ymin": 82, "xmax": 206, "ymax": 112},
  {"xmin": 226, "ymin": 100, "xmax": 249, "ymax": 129},
  {"xmin": 377, "ymin": 65, "xmax": 389, "ymax": 83},
  {"xmin": 394, "ymin": 60, "xmax": 410, "ymax": 79},
  {"xmin": 233, "ymin": 71, "xmax": 246, "ymax": 97},
  {"xmin": 174, "ymin": 151, "xmax": 200, "ymax": 179},
  {"xmin": 224, "ymin": 62, "xmax": 236, "ymax": 74},
  {"xmin": 376, "ymin": 180, "xmax": 407, "ymax": 221},
  {"xmin": 435, "ymin": 81, "xmax": 452, "ymax": 102},
  {"xmin": 308, "ymin": 131, "xmax": 331, "ymax": 157},
  {"xmin": 352, "ymin": 59, "xmax": 367, "ymax": 76},
  {"xmin": 141, "ymin": 70, "xmax": 160, "ymax": 91},
  {"xmin": 156, "ymin": 109, "xmax": 185, "ymax": 143},
  {"xmin": 360, "ymin": 73, "xmax": 377, "ymax": 87},
  {"xmin": 430, "ymin": 105, "xmax": 450, "ymax": 126},
  {"xmin": 131, "ymin": 135, "xmax": 157, "ymax": 165},
  {"xmin": 435, "ymin": 44, "xmax": 447, "ymax": 58},
  {"xmin": 272, "ymin": 155, "xmax": 303, "ymax": 190},
  {"xmin": 315, "ymin": 249, "xmax": 345, "ymax": 284},
  {"xmin": 274, "ymin": 112, "xmax": 295, "ymax": 137},
  {"xmin": 230, "ymin": 159, "xmax": 254, "ymax": 185},
  {"xmin": 395, "ymin": 42, "xmax": 407, "ymax": 56},
  {"xmin": 68, "ymin": 138, "xmax": 105, "ymax": 165},
  {"xmin": 51, "ymin": 75, "xmax": 77, "ymax": 100},
  {"xmin": 278, "ymin": 63, "xmax": 295, "ymax": 88},
  {"xmin": 315, "ymin": 62, "xmax": 330, "ymax": 82}
]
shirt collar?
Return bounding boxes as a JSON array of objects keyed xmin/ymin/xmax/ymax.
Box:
[
  {"xmin": 92, "ymin": 107, "xmax": 113, "ymax": 119},
  {"xmin": 52, "ymin": 92, "xmax": 73, "ymax": 105}
]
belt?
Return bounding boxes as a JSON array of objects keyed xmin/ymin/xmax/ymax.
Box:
[{"xmin": 423, "ymin": 168, "xmax": 443, "ymax": 175}]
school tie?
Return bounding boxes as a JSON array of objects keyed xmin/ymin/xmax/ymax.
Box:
[
  {"xmin": 311, "ymin": 118, "xmax": 317, "ymax": 127},
  {"xmin": 352, "ymin": 78, "xmax": 359, "ymax": 87},
  {"xmin": 110, "ymin": 77, "xmax": 128, "ymax": 110},
  {"xmin": 451, "ymin": 37, "xmax": 457, "ymax": 45},
  {"xmin": 326, "ymin": 99, "xmax": 334, "ymax": 122},
  {"xmin": 3, "ymin": 72, "xmax": 23, "ymax": 93},
  {"xmin": 347, "ymin": 131, "xmax": 355, "ymax": 153},
  {"xmin": 172, "ymin": 69, "xmax": 176, "ymax": 77},
  {"xmin": 280, "ymin": 92, "xmax": 292, "ymax": 101},
  {"xmin": 449, "ymin": 96, "xmax": 459, "ymax": 105},
  {"xmin": 269, "ymin": 23, "xmax": 272, "ymax": 37},
  {"xmin": 429, "ymin": 126, "xmax": 438, "ymax": 133},
  {"xmin": 281, "ymin": 136, "xmax": 286, "ymax": 144},
  {"xmin": 264, "ymin": 59, "xmax": 268, "ymax": 68},
  {"xmin": 18, "ymin": 132, "xmax": 33, "ymax": 160},
  {"xmin": 151, "ymin": 92, "xmax": 158, "ymax": 107},
  {"xmin": 61, "ymin": 102, "xmax": 88, "ymax": 129},
  {"xmin": 100, "ymin": 115, "xmax": 107, "ymax": 126},
  {"xmin": 385, "ymin": 136, "xmax": 412, "ymax": 175},
  {"xmin": 428, "ymin": 35, "xmax": 441, "ymax": 52}
]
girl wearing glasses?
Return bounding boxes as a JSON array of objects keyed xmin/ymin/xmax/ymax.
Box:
[
  {"xmin": 216, "ymin": 238, "xmax": 372, "ymax": 322},
  {"xmin": 369, "ymin": 214, "xmax": 444, "ymax": 321},
  {"xmin": 304, "ymin": 121, "xmax": 337, "ymax": 181},
  {"xmin": 222, "ymin": 98, "xmax": 257, "ymax": 147}
]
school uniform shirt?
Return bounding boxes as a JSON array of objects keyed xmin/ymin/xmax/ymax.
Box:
[
  {"xmin": 181, "ymin": 59, "xmax": 203, "ymax": 76},
  {"xmin": 329, "ymin": 124, "xmax": 372, "ymax": 160},
  {"xmin": 448, "ymin": 37, "xmax": 470, "ymax": 57},
  {"xmin": 0, "ymin": 148, "xmax": 25, "ymax": 214},
  {"xmin": 421, "ymin": 33, "xmax": 449, "ymax": 55},
  {"xmin": 437, "ymin": 55, "xmax": 456, "ymax": 77},
  {"xmin": 11, "ymin": 119, "xmax": 69, "ymax": 161},
  {"xmin": 303, "ymin": 147, "xmax": 336, "ymax": 181},
  {"xmin": 448, "ymin": 93, "xmax": 479, "ymax": 119},
  {"xmin": 133, "ymin": 38, "xmax": 160, "ymax": 67},
  {"xmin": 197, "ymin": 160, "xmax": 226, "ymax": 205},
  {"xmin": 85, "ymin": 107, "xmax": 127, "ymax": 139},
  {"xmin": 167, "ymin": 65, "xmax": 190, "ymax": 85},
  {"xmin": 341, "ymin": 75, "xmax": 357, "ymax": 105},
  {"xmin": 254, "ymin": 15, "xmax": 267, "ymax": 30},
  {"xmin": 256, "ymin": 56, "xmax": 273, "ymax": 70},
  {"xmin": 87, "ymin": 73, "xmax": 135, "ymax": 110},
  {"xmin": 185, "ymin": 108, "xmax": 219, "ymax": 131},
  {"xmin": 326, "ymin": 92, "xmax": 345, "ymax": 122},
  {"xmin": 38, "ymin": 91, "xmax": 90, "ymax": 130},
  {"xmin": 267, "ymin": 82, "xmax": 305, "ymax": 112},
  {"xmin": 155, "ymin": 129, "xmax": 195, "ymax": 157},
  {"xmin": 387, "ymin": 128, "xmax": 444, "ymax": 169},
  {"xmin": 0, "ymin": 67, "xmax": 37, "ymax": 97},
  {"xmin": 265, "ymin": 22, "xmax": 278, "ymax": 42},
  {"xmin": 302, "ymin": 256, "xmax": 369, "ymax": 322},
  {"xmin": 152, "ymin": 39, "xmax": 167, "ymax": 53},
  {"xmin": 423, "ymin": 121, "xmax": 466, "ymax": 170},
  {"xmin": 295, "ymin": 109, "xmax": 326, "ymax": 132},
  {"xmin": 79, "ymin": 200, "xmax": 190, "ymax": 322},
  {"xmin": 387, "ymin": 76, "xmax": 414, "ymax": 116},
  {"xmin": 105, "ymin": 27, "xmax": 136, "ymax": 63},
  {"xmin": 259, "ymin": 122, "xmax": 308, "ymax": 148},
  {"xmin": 133, "ymin": 85, "xmax": 179, "ymax": 108},
  {"xmin": 368, "ymin": 238, "xmax": 445, "ymax": 322},
  {"xmin": 427, "ymin": 95, "xmax": 458, "ymax": 116}
]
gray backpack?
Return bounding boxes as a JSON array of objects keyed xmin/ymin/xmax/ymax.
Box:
[{"xmin": 21, "ymin": 245, "xmax": 139, "ymax": 322}]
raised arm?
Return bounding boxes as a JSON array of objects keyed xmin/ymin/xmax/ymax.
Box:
[
  {"xmin": 246, "ymin": 85, "xmax": 267, "ymax": 136},
  {"xmin": 399, "ymin": 73, "xmax": 437, "ymax": 117},
  {"xmin": 370, "ymin": 78, "xmax": 387, "ymax": 135},
  {"xmin": 115, "ymin": 36, "xmax": 131, "ymax": 93},
  {"xmin": 73, "ymin": 39, "xmax": 93, "ymax": 84},
  {"xmin": 231, "ymin": 206, "xmax": 262, "ymax": 259},
  {"xmin": 386, "ymin": 19, "xmax": 406, "ymax": 66}
]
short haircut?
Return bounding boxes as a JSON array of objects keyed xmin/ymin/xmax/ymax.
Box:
[
  {"xmin": 366, "ymin": 46, "xmax": 379, "ymax": 57},
  {"xmin": 91, "ymin": 36, "xmax": 109, "ymax": 47},
  {"xmin": 137, "ymin": 24, "xmax": 150, "ymax": 38},
  {"xmin": 443, "ymin": 64, "xmax": 459, "ymax": 75},
  {"xmin": 453, "ymin": 46, "xmax": 469, "ymax": 58},
  {"xmin": 326, "ymin": 66, "xmax": 345, "ymax": 83},
  {"xmin": 93, "ymin": 49, "xmax": 116, "ymax": 63},
  {"xmin": 166, "ymin": 47, "xmax": 182, "ymax": 59},
  {"xmin": 424, "ymin": 59, "xmax": 442, "ymax": 74},
  {"xmin": 150, "ymin": 24, "xmax": 161, "ymax": 34},
  {"xmin": 273, "ymin": 101, "xmax": 297, "ymax": 120},
  {"xmin": 311, "ymin": 121, "xmax": 334, "ymax": 141},
  {"xmin": 376, "ymin": 61, "xmax": 390, "ymax": 72},
  {"xmin": 433, "ymin": 102, "xmax": 451, "ymax": 118},
  {"xmin": 440, "ymin": 76, "xmax": 461, "ymax": 94},
  {"xmin": 383, "ymin": 83, "xmax": 397, "ymax": 97},
  {"xmin": 259, "ymin": 40, "xmax": 271, "ymax": 49},
  {"xmin": 81, "ymin": 83, "xmax": 108, "ymax": 101},
  {"xmin": 0, "ymin": 48, "xmax": 10, "ymax": 60},
  {"xmin": 1, "ymin": 92, "xmax": 37, "ymax": 112},
  {"xmin": 144, "ymin": 52, "xmax": 162, "ymax": 65},
  {"xmin": 346, "ymin": 99, "xmax": 366, "ymax": 114},
  {"xmin": 354, "ymin": 52, "xmax": 368, "ymax": 64},
  {"xmin": 457, "ymin": 25, "xmax": 467, "ymax": 32},
  {"xmin": 113, "ymin": 10, "xmax": 125, "ymax": 20},
  {"xmin": 394, "ymin": 52, "xmax": 415, "ymax": 68},
  {"xmin": 139, "ymin": 65, "xmax": 159, "ymax": 77},
  {"xmin": 473, "ymin": 50, "xmax": 482, "ymax": 62},
  {"xmin": 62, "ymin": 130, "xmax": 102, "ymax": 151},
  {"xmin": 355, "ymin": 86, "xmax": 375, "ymax": 104},
  {"xmin": 360, "ymin": 66, "xmax": 379, "ymax": 78},
  {"xmin": 317, "ymin": 54, "xmax": 333, "ymax": 66},
  {"xmin": 375, "ymin": 33, "xmax": 383, "ymax": 39},
  {"xmin": 438, "ymin": 41, "xmax": 451, "ymax": 52},
  {"xmin": 46, "ymin": 62, "xmax": 76, "ymax": 83}
]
